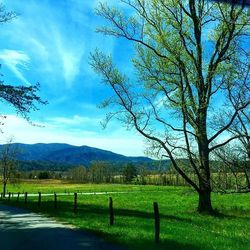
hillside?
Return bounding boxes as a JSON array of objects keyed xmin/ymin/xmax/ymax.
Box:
[{"xmin": 0, "ymin": 143, "xmax": 160, "ymax": 171}]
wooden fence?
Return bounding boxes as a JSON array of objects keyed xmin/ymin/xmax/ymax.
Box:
[{"xmin": 1, "ymin": 191, "xmax": 161, "ymax": 244}]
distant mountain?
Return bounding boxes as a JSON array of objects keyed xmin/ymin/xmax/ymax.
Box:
[{"xmin": 0, "ymin": 143, "xmax": 161, "ymax": 171}]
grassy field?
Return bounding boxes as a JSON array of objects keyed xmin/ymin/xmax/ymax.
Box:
[
  {"xmin": 4, "ymin": 179, "xmax": 165, "ymax": 193},
  {"xmin": 1, "ymin": 180, "xmax": 250, "ymax": 250}
]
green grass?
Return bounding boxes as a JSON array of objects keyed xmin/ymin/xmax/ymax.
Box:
[
  {"xmin": 5, "ymin": 179, "xmax": 164, "ymax": 193},
  {"xmin": 1, "ymin": 181, "xmax": 250, "ymax": 250}
]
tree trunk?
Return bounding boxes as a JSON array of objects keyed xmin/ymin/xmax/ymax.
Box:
[
  {"xmin": 196, "ymin": 109, "xmax": 214, "ymax": 213},
  {"xmin": 235, "ymin": 173, "xmax": 239, "ymax": 192},
  {"xmin": 198, "ymin": 189, "xmax": 213, "ymax": 213},
  {"xmin": 244, "ymin": 170, "xmax": 250, "ymax": 190},
  {"xmin": 197, "ymin": 147, "xmax": 213, "ymax": 213},
  {"xmin": 3, "ymin": 182, "xmax": 7, "ymax": 198}
]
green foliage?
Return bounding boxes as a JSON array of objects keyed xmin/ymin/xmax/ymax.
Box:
[
  {"xmin": 17, "ymin": 160, "xmax": 74, "ymax": 171},
  {"xmin": 37, "ymin": 171, "xmax": 50, "ymax": 179},
  {"xmin": 123, "ymin": 163, "xmax": 137, "ymax": 183},
  {"xmin": 0, "ymin": 3, "xmax": 17, "ymax": 23},
  {"xmin": 0, "ymin": 83, "xmax": 47, "ymax": 122}
]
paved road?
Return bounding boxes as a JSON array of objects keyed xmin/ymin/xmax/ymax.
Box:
[{"xmin": 0, "ymin": 204, "xmax": 124, "ymax": 250}]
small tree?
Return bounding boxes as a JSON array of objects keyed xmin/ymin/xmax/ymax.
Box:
[
  {"xmin": 38, "ymin": 171, "xmax": 50, "ymax": 179},
  {"xmin": 138, "ymin": 165, "xmax": 148, "ymax": 184},
  {"xmin": 214, "ymin": 143, "xmax": 250, "ymax": 191},
  {"xmin": 123, "ymin": 163, "xmax": 137, "ymax": 183},
  {"xmin": 224, "ymin": 96, "xmax": 250, "ymax": 189},
  {"xmin": 89, "ymin": 161, "xmax": 115, "ymax": 183},
  {"xmin": 0, "ymin": 138, "xmax": 18, "ymax": 197},
  {"xmin": 68, "ymin": 166, "xmax": 88, "ymax": 183}
]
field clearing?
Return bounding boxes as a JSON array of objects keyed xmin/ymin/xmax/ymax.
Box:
[
  {"xmin": 5, "ymin": 179, "xmax": 168, "ymax": 194},
  {"xmin": 1, "ymin": 180, "xmax": 250, "ymax": 250}
]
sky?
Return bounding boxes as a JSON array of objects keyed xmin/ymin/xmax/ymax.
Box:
[{"xmin": 0, "ymin": 0, "xmax": 146, "ymax": 156}]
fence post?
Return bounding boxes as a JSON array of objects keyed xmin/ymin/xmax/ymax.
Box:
[
  {"xmin": 153, "ymin": 202, "xmax": 160, "ymax": 244},
  {"xmin": 24, "ymin": 192, "xmax": 28, "ymax": 204},
  {"xmin": 74, "ymin": 192, "xmax": 77, "ymax": 213},
  {"xmin": 17, "ymin": 192, "xmax": 20, "ymax": 202},
  {"xmin": 109, "ymin": 197, "xmax": 114, "ymax": 226},
  {"xmin": 38, "ymin": 192, "xmax": 41, "ymax": 206},
  {"xmin": 54, "ymin": 193, "xmax": 57, "ymax": 209},
  {"xmin": 8, "ymin": 192, "xmax": 11, "ymax": 201},
  {"xmin": 176, "ymin": 174, "xmax": 179, "ymax": 186}
]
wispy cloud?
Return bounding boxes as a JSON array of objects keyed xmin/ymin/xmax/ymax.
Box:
[
  {"xmin": 1, "ymin": 0, "xmax": 118, "ymax": 90},
  {"xmin": 0, "ymin": 49, "xmax": 30, "ymax": 85},
  {"xmin": 48, "ymin": 115, "xmax": 101, "ymax": 127},
  {"xmin": 54, "ymin": 31, "xmax": 85, "ymax": 87},
  {"xmin": 1, "ymin": 1, "xmax": 87, "ymax": 88}
]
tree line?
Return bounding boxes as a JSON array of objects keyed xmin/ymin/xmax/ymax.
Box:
[{"xmin": 1, "ymin": 143, "xmax": 249, "ymax": 196}]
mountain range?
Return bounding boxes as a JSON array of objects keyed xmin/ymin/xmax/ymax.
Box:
[{"xmin": 0, "ymin": 143, "xmax": 158, "ymax": 171}]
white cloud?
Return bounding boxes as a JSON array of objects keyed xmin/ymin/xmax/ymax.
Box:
[
  {"xmin": 47, "ymin": 115, "xmax": 101, "ymax": 126},
  {"xmin": 0, "ymin": 49, "xmax": 30, "ymax": 85},
  {"xmin": 0, "ymin": 115, "xmax": 146, "ymax": 156},
  {"xmin": 55, "ymin": 37, "xmax": 84, "ymax": 87}
]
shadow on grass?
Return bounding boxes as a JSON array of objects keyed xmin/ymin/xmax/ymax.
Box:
[
  {"xmin": 5, "ymin": 196, "xmax": 250, "ymax": 218},
  {"xmin": 0, "ymin": 201, "xmax": 204, "ymax": 250},
  {"xmin": 210, "ymin": 207, "xmax": 250, "ymax": 219},
  {"xmin": 124, "ymin": 238, "xmax": 202, "ymax": 250},
  {"xmin": 2, "ymin": 198, "xmax": 249, "ymax": 250},
  {"xmin": 5, "ymin": 198, "xmax": 250, "ymax": 223},
  {"xmin": 5, "ymin": 198, "xmax": 191, "ymax": 219}
]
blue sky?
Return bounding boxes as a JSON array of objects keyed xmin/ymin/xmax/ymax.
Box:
[
  {"xmin": 0, "ymin": 0, "xmax": 146, "ymax": 156},
  {"xmin": 1, "ymin": 1, "xmax": 248, "ymax": 157}
]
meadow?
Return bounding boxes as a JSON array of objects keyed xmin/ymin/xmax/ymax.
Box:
[{"xmin": 1, "ymin": 180, "xmax": 250, "ymax": 250}]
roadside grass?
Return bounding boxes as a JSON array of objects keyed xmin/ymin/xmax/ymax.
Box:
[{"xmin": 1, "ymin": 182, "xmax": 249, "ymax": 250}]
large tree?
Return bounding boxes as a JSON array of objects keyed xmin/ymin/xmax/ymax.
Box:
[{"xmin": 90, "ymin": 0, "xmax": 250, "ymax": 213}]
